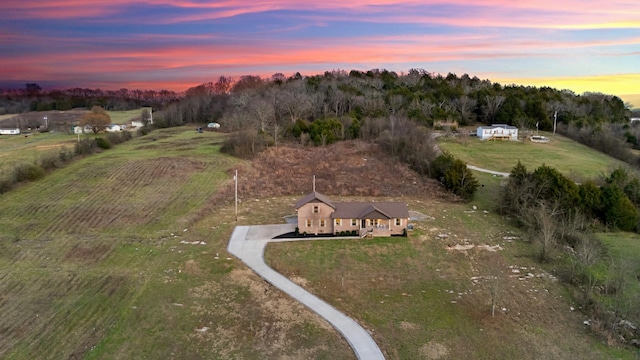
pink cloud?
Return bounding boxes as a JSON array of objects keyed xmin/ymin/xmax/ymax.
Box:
[{"xmin": 3, "ymin": 0, "xmax": 638, "ymax": 30}]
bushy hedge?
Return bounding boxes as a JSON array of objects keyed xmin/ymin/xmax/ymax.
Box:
[
  {"xmin": 13, "ymin": 163, "xmax": 45, "ymax": 182},
  {"xmin": 431, "ymin": 152, "xmax": 479, "ymax": 201},
  {"xmin": 95, "ymin": 137, "xmax": 112, "ymax": 149}
]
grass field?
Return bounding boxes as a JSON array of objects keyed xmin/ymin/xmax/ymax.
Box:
[
  {"xmin": 439, "ymin": 132, "xmax": 630, "ymax": 180},
  {"xmin": 0, "ymin": 128, "xmax": 351, "ymax": 359},
  {"xmin": 0, "ymin": 132, "xmax": 79, "ymax": 174},
  {"xmin": 0, "ymin": 107, "xmax": 150, "ymax": 176},
  {"xmin": 0, "ymin": 108, "xmax": 148, "ymax": 130},
  {"xmin": 106, "ymin": 107, "xmax": 150, "ymax": 124},
  {"xmin": 598, "ymin": 232, "xmax": 640, "ymax": 302},
  {"xmin": 1, "ymin": 131, "xmax": 637, "ymax": 359},
  {"xmin": 265, "ymin": 199, "xmax": 635, "ymax": 359}
]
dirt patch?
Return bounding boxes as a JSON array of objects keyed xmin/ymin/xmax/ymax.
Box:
[
  {"xmin": 419, "ymin": 341, "xmax": 449, "ymax": 359},
  {"xmin": 184, "ymin": 259, "xmax": 202, "ymax": 275},
  {"xmin": 399, "ymin": 321, "xmax": 419, "ymax": 330},
  {"xmin": 235, "ymin": 141, "xmax": 448, "ymax": 199}
]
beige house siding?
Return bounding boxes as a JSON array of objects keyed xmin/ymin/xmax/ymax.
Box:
[
  {"xmin": 297, "ymin": 201, "xmax": 335, "ymax": 235},
  {"xmin": 295, "ymin": 191, "xmax": 409, "ymax": 237},
  {"xmin": 334, "ymin": 218, "xmax": 359, "ymax": 234}
]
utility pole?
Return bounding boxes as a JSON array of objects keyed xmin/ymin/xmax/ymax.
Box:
[
  {"xmin": 553, "ymin": 111, "xmax": 557, "ymax": 136},
  {"xmin": 312, "ymin": 175, "xmax": 315, "ymax": 192},
  {"xmin": 234, "ymin": 169, "xmax": 238, "ymax": 222}
]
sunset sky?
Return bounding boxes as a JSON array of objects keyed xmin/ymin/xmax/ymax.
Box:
[{"xmin": 2, "ymin": 1, "xmax": 639, "ymax": 106}]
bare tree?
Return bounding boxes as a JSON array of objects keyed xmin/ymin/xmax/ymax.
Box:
[
  {"xmin": 488, "ymin": 258, "xmax": 502, "ymax": 317},
  {"xmin": 80, "ymin": 106, "xmax": 110, "ymax": 133},
  {"xmin": 453, "ymin": 95, "xmax": 477, "ymax": 125},
  {"xmin": 482, "ymin": 95, "xmax": 505, "ymax": 124},
  {"xmin": 531, "ymin": 202, "xmax": 561, "ymax": 262}
]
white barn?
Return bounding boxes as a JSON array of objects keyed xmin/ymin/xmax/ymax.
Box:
[
  {"xmin": 0, "ymin": 128, "xmax": 20, "ymax": 135},
  {"xmin": 477, "ymin": 124, "xmax": 518, "ymax": 141}
]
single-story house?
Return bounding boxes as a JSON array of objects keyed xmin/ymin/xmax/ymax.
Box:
[
  {"xmin": 105, "ymin": 124, "xmax": 122, "ymax": 132},
  {"xmin": 476, "ymin": 124, "xmax": 518, "ymax": 141},
  {"xmin": 295, "ymin": 191, "xmax": 409, "ymax": 237},
  {"xmin": 73, "ymin": 125, "xmax": 94, "ymax": 134},
  {"xmin": 0, "ymin": 128, "xmax": 20, "ymax": 135}
]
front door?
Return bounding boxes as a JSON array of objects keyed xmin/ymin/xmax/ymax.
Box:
[{"xmin": 361, "ymin": 219, "xmax": 365, "ymax": 228}]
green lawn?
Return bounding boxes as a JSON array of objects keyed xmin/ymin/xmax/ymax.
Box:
[
  {"xmin": 0, "ymin": 128, "xmax": 351, "ymax": 359},
  {"xmin": 106, "ymin": 107, "xmax": 150, "ymax": 124},
  {"xmin": 0, "ymin": 131, "xmax": 78, "ymax": 174},
  {"xmin": 598, "ymin": 232, "xmax": 640, "ymax": 301},
  {"xmin": 1, "ymin": 128, "xmax": 637, "ymax": 359},
  {"xmin": 440, "ymin": 132, "xmax": 629, "ymax": 180},
  {"xmin": 265, "ymin": 200, "xmax": 632, "ymax": 359}
]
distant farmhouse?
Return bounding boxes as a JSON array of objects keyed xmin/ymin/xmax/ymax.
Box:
[
  {"xmin": 105, "ymin": 124, "xmax": 122, "ymax": 132},
  {"xmin": 295, "ymin": 191, "xmax": 409, "ymax": 237},
  {"xmin": 477, "ymin": 124, "xmax": 518, "ymax": 141},
  {"xmin": 0, "ymin": 128, "xmax": 20, "ymax": 135},
  {"xmin": 73, "ymin": 125, "xmax": 93, "ymax": 134}
]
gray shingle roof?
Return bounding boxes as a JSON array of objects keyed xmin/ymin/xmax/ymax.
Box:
[
  {"xmin": 331, "ymin": 202, "xmax": 409, "ymax": 219},
  {"xmin": 294, "ymin": 191, "xmax": 335, "ymax": 209}
]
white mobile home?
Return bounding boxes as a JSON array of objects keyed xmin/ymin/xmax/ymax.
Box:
[
  {"xmin": 0, "ymin": 128, "xmax": 20, "ymax": 135},
  {"xmin": 476, "ymin": 124, "xmax": 518, "ymax": 141}
]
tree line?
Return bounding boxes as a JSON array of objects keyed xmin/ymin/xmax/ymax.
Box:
[{"xmin": 0, "ymin": 83, "xmax": 179, "ymax": 114}]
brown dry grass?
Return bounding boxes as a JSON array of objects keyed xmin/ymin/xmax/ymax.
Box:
[{"xmin": 230, "ymin": 140, "xmax": 449, "ymax": 199}]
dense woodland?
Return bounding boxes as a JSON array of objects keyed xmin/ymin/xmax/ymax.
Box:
[{"xmin": 0, "ymin": 83, "xmax": 179, "ymax": 114}]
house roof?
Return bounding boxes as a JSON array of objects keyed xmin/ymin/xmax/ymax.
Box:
[
  {"xmin": 478, "ymin": 124, "xmax": 518, "ymax": 130},
  {"xmin": 294, "ymin": 191, "xmax": 335, "ymax": 209},
  {"xmin": 331, "ymin": 202, "xmax": 409, "ymax": 219}
]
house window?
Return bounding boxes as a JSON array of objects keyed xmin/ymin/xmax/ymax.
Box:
[
  {"xmin": 319, "ymin": 220, "xmax": 325, "ymax": 227},
  {"xmin": 312, "ymin": 205, "xmax": 319, "ymax": 213},
  {"xmin": 351, "ymin": 219, "xmax": 357, "ymax": 226},
  {"xmin": 306, "ymin": 219, "xmax": 312, "ymax": 227},
  {"xmin": 335, "ymin": 218, "xmax": 341, "ymax": 226},
  {"xmin": 395, "ymin": 218, "xmax": 401, "ymax": 226}
]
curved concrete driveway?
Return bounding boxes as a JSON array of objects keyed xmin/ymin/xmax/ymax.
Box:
[{"xmin": 227, "ymin": 224, "xmax": 385, "ymax": 360}]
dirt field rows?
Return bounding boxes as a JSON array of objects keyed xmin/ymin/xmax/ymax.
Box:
[{"xmin": 0, "ymin": 128, "xmax": 354, "ymax": 359}]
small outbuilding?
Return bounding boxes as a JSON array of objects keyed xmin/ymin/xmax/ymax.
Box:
[{"xmin": 477, "ymin": 124, "xmax": 518, "ymax": 141}]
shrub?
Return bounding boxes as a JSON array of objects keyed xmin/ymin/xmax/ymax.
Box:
[
  {"xmin": 137, "ymin": 125, "xmax": 153, "ymax": 136},
  {"xmin": 0, "ymin": 177, "xmax": 13, "ymax": 194},
  {"xmin": 220, "ymin": 129, "xmax": 267, "ymax": 159},
  {"xmin": 39, "ymin": 152, "xmax": 61, "ymax": 171},
  {"xmin": 75, "ymin": 138, "xmax": 97, "ymax": 155},
  {"xmin": 106, "ymin": 131, "xmax": 132, "ymax": 145},
  {"xmin": 58, "ymin": 147, "xmax": 74, "ymax": 164},
  {"xmin": 13, "ymin": 163, "xmax": 45, "ymax": 182},
  {"xmin": 95, "ymin": 137, "xmax": 111, "ymax": 150},
  {"xmin": 431, "ymin": 152, "xmax": 479, "ymax": 201}
]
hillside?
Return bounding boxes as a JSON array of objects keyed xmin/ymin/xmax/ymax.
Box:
[{"xmin": 0, "ymin": 129, "xmax": 635, "ymax": 359}]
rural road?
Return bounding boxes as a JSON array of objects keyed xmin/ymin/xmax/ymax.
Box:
[
  {"xmin": 227, "ymin": 224, "xmax": 385, "ymax": 360},
  {"xmin": 466, "ymin": 164, "xmax": 510, "ymax": 177}
]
